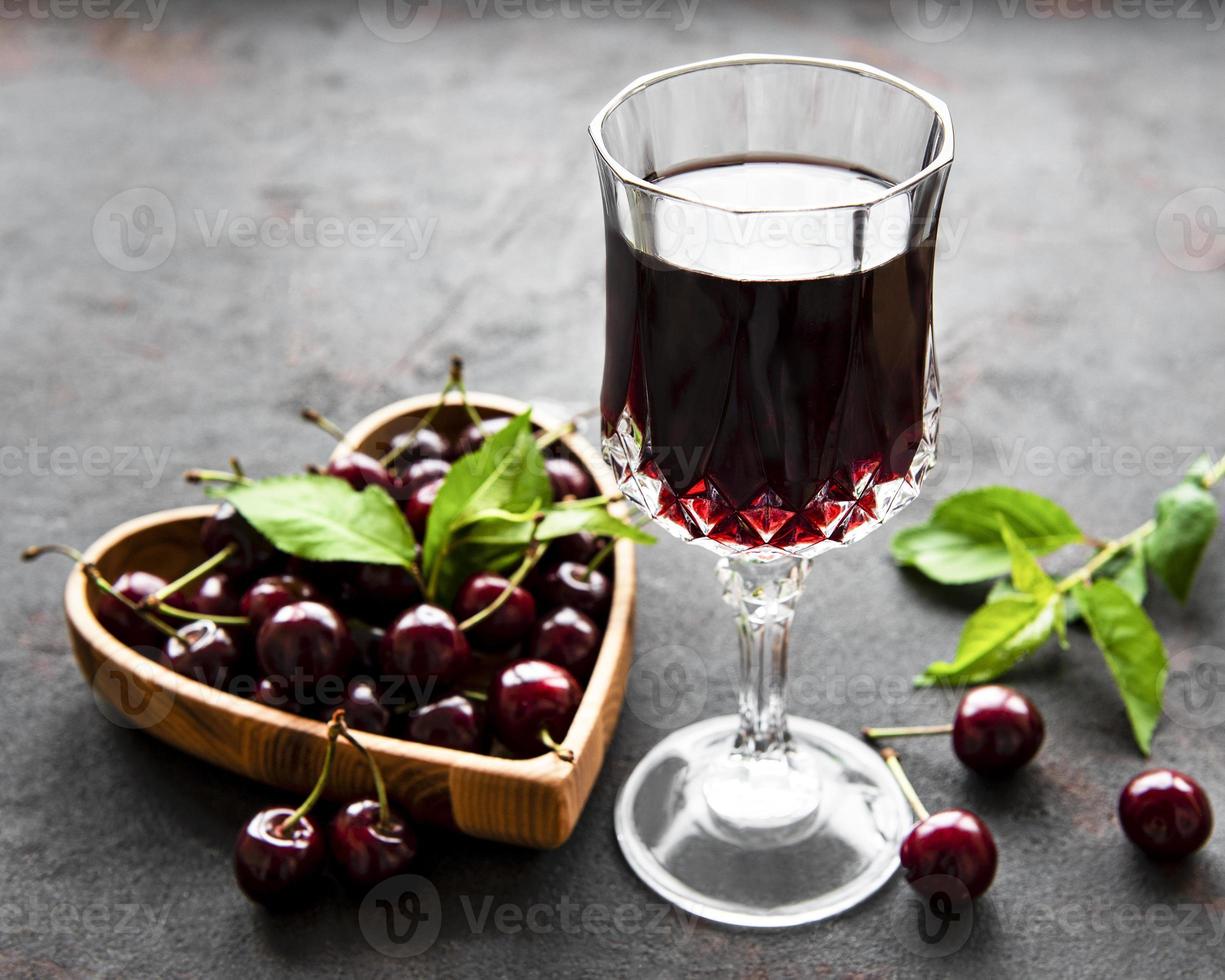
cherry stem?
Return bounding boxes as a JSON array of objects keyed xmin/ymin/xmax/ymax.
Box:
[
  {"xmin": 300, "ymin": 408, "xmax": 351, "ymax": 447},
  {"xmin": 457, "ymin": 524, "xmax": 545, "ymax": 633},
  {"xmin": 336, "ymin": 716, "xmax": 393, "ymax": 831},
  {"xmin": 536, "ymin": 421, "xmax": 576, "ymax": 452},
  {"xmin": 155, "ymin": 602, "xmax": 250, "ymax": 627},
  {"xmin": 23, "ymin": 545, "xmax": 182, "ymax": 640},
  {"xmin": 450, "ymin": 356, "xmax": 485, "ymax": 432},
  {"xmin": 880, "ymin": 747, "xmax": 929, "ymax": 822},
  {"xmin": 460, "ymin": 689, "xmax": 487, "ymax": 702},
  {"xmin": 540, "ymin": 728, "xmax": 575, "ymax": 763},
  {"xmin": 139, "ymin": 543, "xmax": 238, "ymax": 608},
  {"xmin": 229, "ymin": 457, "xmax": 245, "ymax": 479},
  {"xmin": 376, "ymin": 357, "xmax": 462, "ymax": 467},
  {"xmin": 278, "ymin": 712, "xmax": 344, "ymax": 837},
  {"xmin": 863, "ymin": 723, "xmax": 954, "ymax": 740},
  {"xmin": 184, "ymin": 469, "xmax": 252, "ymax": 486}
]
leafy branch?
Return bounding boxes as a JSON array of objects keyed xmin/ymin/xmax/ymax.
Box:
[{"xmin": 892, "ymin": 454, "xmax": 1225, "ymax": 754}]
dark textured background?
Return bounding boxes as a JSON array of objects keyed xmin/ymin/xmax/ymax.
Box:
[{"xmin": 4, "ymin": 1, "xmax": 1224, "ymax": 976}]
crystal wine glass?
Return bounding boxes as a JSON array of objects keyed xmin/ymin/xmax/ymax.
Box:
[{"xmin": 590, "ymin": 54, "xmax": 954, "ymax": 927}]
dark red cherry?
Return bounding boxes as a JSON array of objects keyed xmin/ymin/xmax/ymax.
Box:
[
  {"xmin": 324, "ymin": 452, "xmax": 395, "ymax": 494},
  {"xmin": 234, "ymin": 807, "xmax": 325, "ymax": 907},
  {"xmin": 404, "ymin": 478, "xmax": 443, "ymax": 542},
  {"xmin": 534, "ymin": 562, "xmax": 611, "ymax": 619},
  {"xmin": 256, "ymin": 601, "xmax": 354, "ymax": 688},
  {"xmin": 241, "ymin": 575, "xmax": 320, "ymax": 630},
  {"xmin": 549, "ymin": 532, "xmax": 604, "ymax": 565},
  {"xmin": 251, "ymin": 676, "xmax": 302, "ymax": 715},
  {"xmin": 951, "ymin": 685, "xmax": 1045, "ymax": 775},
  {"xmin": 1119, "ymin": 769, "xmax": 1213, "ymax": 859},
  {"xmin": 488, "ymin": 659, "xmax": 582, "ymax": 758},
  {"xmin": 451, "ymin": 416, "xmax": 512, "ymax": 459},
  {"xmin": 338, "ymin": 563, "xmax": 420, "ymax": 618},
  {"xmin": 201, "ymin": 502, "xmax": 277, "ymax": 580},
  {"xmin": 531, "ymin": 607, "xmax": 600, "ymax": 684},
  {"xmin": 404, "ymin": 695, "xmax": 487, "ymax": 752},
  {"xmin": 328, "ymin": 800, "xmax": 417, "ymax": 889},
  {"xmin": 399, "ymin": 458, "xmax": 451, "ymax": 496},
  {"xmin": 385, "ymin": 427, "xmax": 448, "ymax": 470},
  {"xmin": 453, "ymin": 571, "xmax": 536, "ymax": 650},
  {"xmin": 96, "ymin": 571, "xmax": 181, "ymax": 650},
  {"xmin": 188, "ymin": 573, "xmax": 243, "ymax": 618},
  {"xmin": 380, "ymin": 604, "xmax": 471, "ymax": 696},
  {"xmin": 900, "ymin": 808, "xmax": 998, "ymax": 899},
  {"xmin": 160, "ymin": 620, "xmax": 241, "ymax": 687},
  {"xmin": 545, "ymin": 457, "xmax": 593, "ymax": 500},
  {"xmin": 341, "ymin": 679, "xmax": 391, "ymax": 735}
]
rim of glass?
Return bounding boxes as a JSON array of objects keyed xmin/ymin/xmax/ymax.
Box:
[{"xmin": 589, "ymin": 53, "xmax": 955, "ymax": 216}]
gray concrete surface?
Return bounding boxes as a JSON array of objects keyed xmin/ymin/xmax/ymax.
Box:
[{"xmin": 4, "ymin": 1, "xmax": 1225, "ymax": 976}]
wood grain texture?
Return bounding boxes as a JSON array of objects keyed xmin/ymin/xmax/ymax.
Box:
[{"xmin": 64, "ymin": 394, "xmax": 635, "ymax": 849}]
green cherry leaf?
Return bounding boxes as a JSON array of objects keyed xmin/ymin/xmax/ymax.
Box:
[
  {"xmin": 216, "ymin": 474, "xmax": 417, "ymax": 567},
  {"xmin": 1145, "ymin": 480, "xmax": 1218, "ymax": 603},
  {"xmin": 917, "ymin": 594, "xmax": 1057, "ymax": 687},
  {"xmin": 1073, "ymin": 579, "xmax": 1167, "ymax": 755},
  {"xmin": 998, "ymin": 516, "xmax": 1055, "ymax": 600},
  {"xmin": 892, "ymin": 486, "xmax": 1082, "ymax": 585}
]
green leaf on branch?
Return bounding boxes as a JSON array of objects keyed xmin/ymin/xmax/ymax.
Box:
[
  {"xmin": 999, "ymin": 517, "xmax": 1055, "ymax": 599},
  {"xmin": 916, "ymin": 594, "xmax": 1058, "ymax": 687},
  {"xmin": 213, "ymin": 475, "xmax": 417, "ymax": 567},
  {"xmin": 1073, "ymin": 579, "xmax": 1167, "ymax": 755},
  {"xmin": 461, "ymin": 507, "xmax": 654, "ymax": 548},
  {"xmin": 891, "ymin": 486, "xmax": 1083, "ymax": 584},
  {"xmin": 1145, "ymin": 480, "xmax": 1218, "ymax": 603}
]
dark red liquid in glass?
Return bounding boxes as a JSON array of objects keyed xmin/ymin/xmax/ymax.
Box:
[{"xmin": 601, "ymin": 158, "xmax": 937, "ymax": 554}]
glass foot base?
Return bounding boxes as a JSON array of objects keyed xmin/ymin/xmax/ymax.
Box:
[{"xmin": 614, "ymin": 716, "xmax": 912, "ymax": 928}]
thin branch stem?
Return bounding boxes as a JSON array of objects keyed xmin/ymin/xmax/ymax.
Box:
[
  {"xmin": 278, "ymin": 715, "xmax": 344, "ymax": 836},
  {"xmin": 863, "ymin": 724, "xmax": 954, "ymax": 740},
  {"xmin": 880, "ymin": 747, "xmax": 929, "ymax": 822},
  {"xmin": 140, "ymin": 544, "xmax": 237, "ymax": 607}
]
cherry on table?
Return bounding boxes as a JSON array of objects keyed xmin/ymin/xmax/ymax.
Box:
[
  {"xmin": 404, "ymin": 695, "xmax": 487, "ymax": 752},
  {"xmin": 952, "ymin": 685, "xmax": 1045, "ymax": 775},
  {"xmin": 900, "ymin": 808, "xmax": 998, "ymax": 899},
  {"xmin": 160, "ymin": 620, "xmax": 241, "ymax": 687},
  {"xmin": 241, "ymin": 575, "xmax": 320, "ymax": 630},
  {"xmin": 234, "ymin": 807, "xmax": 326, "ymax": 907},
  {"xmin": 453, "ymin": 571, "xmax": 536, "ymax": 650},
  {"xmin": 380, "ymin": 604, "xmax": 471, "ymax": 694},
  {"xmin": 533, "ymin": 561, "xmax": 611, "ymax": 620},
  {"xmin": 256, "ymin": 600, "xmax": 355, "ymax": 689},
  {"xmin": 404, "ymin": 478, "xmax": 443, "ymax": 542},
  {"xmin": 324, "ymin": 452, "xmax": 395, "ymax": 493},
  {"xmin": 201, "ymin": 502, "xmax": 277, "ymax": 580},
  {"xmin": 97, "ymin": 570, "xmax": 182, "ymax": 649},
  {"xmin": 329, "ymin": 799, "xmax": 418, "ymax": 890},
  {"xmin": 488, "ymin": 659, "xmax": 582, "ymax": 758},
  {"xmin": 1119, "ymin": 768, "xmax": 1213, "ymax": 859},
  {"xmin": 531, "ymin": 606, "xmax": 600, "ymax": 684}
]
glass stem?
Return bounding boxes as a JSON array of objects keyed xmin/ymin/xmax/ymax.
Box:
[{"xmin": 718, "ymin": 556, "xmax": 810, "ymax": 759}]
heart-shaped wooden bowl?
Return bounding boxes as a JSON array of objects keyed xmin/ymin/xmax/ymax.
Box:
[{"xmin": 64, "ymin": 392, "xmax": 635, "ymax": 848}]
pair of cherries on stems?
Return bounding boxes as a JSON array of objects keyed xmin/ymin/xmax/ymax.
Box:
[
  {"xmin": 861, "ymin": 684, "xmax": 1041, "ymax": 900},
  {"xmin": 234, "ymin": 710, "xmax": 417, "ymax": 906}
]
